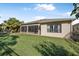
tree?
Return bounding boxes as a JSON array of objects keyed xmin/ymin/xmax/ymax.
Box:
[
  {"xmin": 0, "ymin": 24, "xmax": 2, "ymax": 32},
  {"xmin": 71, "ymin": 3, "xmax": 79, "ymax": 19},
  {"xmin": 3, "ymin": 18, "xmax": 23, "ymax": 33},
  {"xmin": 0, "ymin": 17, "xmax": 20, "ymax": 55},
  {"xmin": 0, "ymin": 23, "xmax": 5, "ymax": 32}
]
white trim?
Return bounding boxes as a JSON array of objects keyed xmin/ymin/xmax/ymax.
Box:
[{"xmin": 71, "ymin": 19, "xmax": 79, "ymax": 25}]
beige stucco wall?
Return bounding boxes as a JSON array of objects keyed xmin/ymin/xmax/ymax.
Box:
[{"xmin": 41, "ymin": 22, "xmax": 72, "ymax": 38}]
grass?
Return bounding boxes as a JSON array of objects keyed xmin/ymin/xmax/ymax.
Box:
[{"xmin": 0, "ymin": 34, "xmax": 79, "ymax": 56}]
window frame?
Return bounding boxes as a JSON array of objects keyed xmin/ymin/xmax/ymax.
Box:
[
  {"xmin": 47, "ymin": 24, "xmax": 62, "ymax": 33},
  {"xmin": 21, "ymin": 25, "xmax": 27, "ymax": 32}
]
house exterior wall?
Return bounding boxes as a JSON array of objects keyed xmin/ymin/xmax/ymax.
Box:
[{"xmin": 41, "ymin": 22, "xmax": 71, "ymax": 38}]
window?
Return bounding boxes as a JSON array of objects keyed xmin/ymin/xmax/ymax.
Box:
[
  {"xmin": 21, "ymin": 26, "xmax": 27, "ymax": 32},
  {"xmin": 28, "ymin": 25, "xmax": 38, "ymax": 33},
  {"xmin": 47, "ymin": 24, "xmax": 61, "ymax": 33}
]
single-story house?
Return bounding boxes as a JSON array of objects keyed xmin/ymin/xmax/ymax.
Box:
[
  {"xmin": 20, "ymin": 18, "xmax": 75, "ymax": 38},
  {"xmin": 71, "ymin": 19, "xmax": 79, "ymax": 40},
  {"xmin": 72, "ymin": 19, "xmax": 79, "ymax": 33}
]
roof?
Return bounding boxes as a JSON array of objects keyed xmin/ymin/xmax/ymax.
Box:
[
  {"xmin": 22, "ymin": 18, "xmax": 75, "ymax": 25},
  {"xmin": 71, "ymin": 19, "xmax": 79, "ymax": 25}
]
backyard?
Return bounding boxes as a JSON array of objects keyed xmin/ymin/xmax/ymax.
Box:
[{"xmin": 0, "ymin": 34, "xmax": 79, "ymax": 56}]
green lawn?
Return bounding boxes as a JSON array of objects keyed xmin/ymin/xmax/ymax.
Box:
[{"xmin": 0, "ymin": 34, "xmax": 79, "ymax": 56}]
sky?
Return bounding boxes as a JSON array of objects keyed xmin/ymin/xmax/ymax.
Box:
[{"xmin": 0, "ymin": 3, "xmax": 74, "ymax": 24}]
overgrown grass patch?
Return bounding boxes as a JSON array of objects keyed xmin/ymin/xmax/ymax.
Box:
[{"xmin": 0, "ymin": 34, "xmax": 79, "ymax": 56}]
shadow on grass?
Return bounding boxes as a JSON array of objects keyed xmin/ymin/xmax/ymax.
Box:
[
  {"xmin": 34, "ymin": 41, "xmax": 76, "ymax": 56},
  {"xmin": 65, "ymin": 39, "xmax": 79, "ymax": 55},
  {"xmin": 0, "ymin": 44, "xmax": 19, "ymax": 56},
  {"xmin": 0, "ymin": 34, "xmax": 20, "ymax": 56}
]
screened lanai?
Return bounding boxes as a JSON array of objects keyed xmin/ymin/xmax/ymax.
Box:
[{"xmin": 20, "ymin": 24, "xmax": 41, "ymax": 35}]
